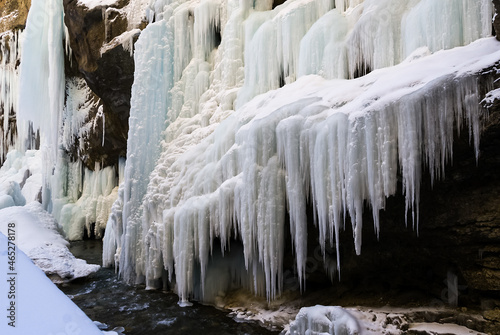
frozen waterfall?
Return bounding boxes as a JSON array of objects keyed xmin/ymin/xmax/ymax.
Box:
[
  {"xmin": 102, "ymin": 0, "xmax": 497, "ymax": 306},
  {"xmin": 9, "ymin": 0, "xmax": 122, "ymax": 240},
  {"xmin": 3, "ymin": 0, "xmax": 497, "ymax": 306}
]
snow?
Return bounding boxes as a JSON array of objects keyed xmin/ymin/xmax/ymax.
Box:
[
  {"xmin": 287, "ymin": 305, "xmax": 360, "ymax": 335},
  {"xmin": 101, "ymin": 0, "xmax": 498, "ymax": 306},
  {"xmin": 0, "ymin": 203, "xmax": 100, "ymax": 282},
  {"xmin": 77, "ymin": 0, "xmax": 120, "ymax": 10},
  {"xmin": 408, "ymin": 322, "xmax": 487, "ymax": 335},
  {"xmin": 0, "ymin": 150, "xmax": 42, "ymax": 205},
  {"xmin": 282, "ymin": 306, "xmax": 488, "ymax": 335},
  {"xmin": 0, "ymin": 233, "xmax": 102, "ymax": 334},
  {"xmin": 100, "ymin": 28, "xmax": 141, "ymax": 56}
]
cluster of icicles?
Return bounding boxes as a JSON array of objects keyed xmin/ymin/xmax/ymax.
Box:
[{"xmin": 101, "ymin": 0, "xmax": 495, "ymax": 305}]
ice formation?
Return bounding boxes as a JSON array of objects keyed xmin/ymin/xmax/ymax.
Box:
[
  {"xmin": 0, "ymin": 233, "xmax": 103, "ymax": 334},
  {"xmin": 101, "ymin": 0, "xmax": 497, "ymax": 306},
  {"xmin": 0, "ymin": 31, "xmax": 21, "ymax": 165},
  {"xmin": 287, "ymin": 305, "xmax": 360, "ymax": 335},
  {"xmin": 0, "ymin": 0, "xmax": 497, "ymax": 307}
]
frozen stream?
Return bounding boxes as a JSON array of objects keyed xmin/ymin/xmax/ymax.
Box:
[{"xmin": 60, "ymin": 240, "xmax": 280, "ymax": 335}]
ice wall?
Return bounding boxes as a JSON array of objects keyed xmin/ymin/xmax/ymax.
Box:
[{"xmin": 103, "ymin": 0, "xmax": 496, "ymax": 305}]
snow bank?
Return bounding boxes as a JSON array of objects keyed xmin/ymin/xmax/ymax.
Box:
[
  {"xmin": 0, "ymin": 203, "xmax": 99, "ymax": 283},
  {"xmin": 0, "ymin": 233, "xmax": 102, "ymax": 334}
]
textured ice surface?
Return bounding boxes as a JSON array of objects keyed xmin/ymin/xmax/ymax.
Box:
[
  {"xmin": 102, "ymin": 0, "xmax": 497, "ymax": 305},
  {"xmin": 288, "ymin": 305, "xmax": 360, "ymax": 335},
  {"xmin": 2, "ymin": 0, "xmax": 496, "ymax": 307}
]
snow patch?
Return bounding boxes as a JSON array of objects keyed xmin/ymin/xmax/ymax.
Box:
[{"xmin": 77, "ymin": 0, "xmax": 120, "ymax": 10}]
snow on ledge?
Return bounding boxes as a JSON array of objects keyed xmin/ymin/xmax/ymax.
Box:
[{"xmin": 0, "ymin": 202, "xmax": 100, "ymax": 283}]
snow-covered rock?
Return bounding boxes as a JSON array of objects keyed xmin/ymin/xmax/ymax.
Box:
[
  {"xmin": 288, "ymin": 305, "xmax": 360, "ymax": 335},
  {"xmin": 0, "ymin": 202, "xmax": 100, "ymax": 283}
]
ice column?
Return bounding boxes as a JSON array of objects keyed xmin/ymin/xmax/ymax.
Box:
[{"xmin": 17, "ymin": 0, "xmax": 66, "ymax": 209}]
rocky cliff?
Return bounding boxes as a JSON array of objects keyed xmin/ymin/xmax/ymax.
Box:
[{"xmin": 63, "ymin": 0, "xmax": 144, "ymax": 169}]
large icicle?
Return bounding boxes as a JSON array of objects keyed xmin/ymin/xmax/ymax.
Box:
[{"xmin": 103, "ymin": 17, "xmax": 175, "ymax": 283}]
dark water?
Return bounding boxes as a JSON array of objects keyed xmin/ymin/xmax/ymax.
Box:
[{"xmin": 59, "ymin": 240, "xmax": 280, "ymax": 335}]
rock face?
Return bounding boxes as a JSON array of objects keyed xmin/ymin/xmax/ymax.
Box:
[
  {"xmin": 63, "ymin": 0, "xmax": 142, "ymax": 169},
  {"xmin": 0, "ymin": 0, "xmax": 30, "ymax": 33}
]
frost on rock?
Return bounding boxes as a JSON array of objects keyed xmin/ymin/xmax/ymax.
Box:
[
  {"xmin": 287, "ymin": 305, "xmax": 360, "ymax": 335},
  {"xmin": 102, "ymin": 0, "xmax": 497, "ymax": 305}
]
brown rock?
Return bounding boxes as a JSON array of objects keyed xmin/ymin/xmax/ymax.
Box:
[{"xmin": 0, "ymin": 0, "xmax": 30, "ymax": 33}]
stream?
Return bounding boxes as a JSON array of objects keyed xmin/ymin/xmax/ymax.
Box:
[{"xmin": 59, "ymin": 240, "xmax": 281, "ymax": 335}]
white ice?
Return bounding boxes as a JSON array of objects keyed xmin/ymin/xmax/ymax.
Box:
[
  {"xmin": 2, "ymin": 0, "xmax": 496, "ymax": 309},
  {"xmin": 287, "ymin": 305, "xmax": 360, "ymax": 335},
  {"xmin": 0, "ymin": 30, "xmax": 21, "ymax": 165},
  {"xmin": 102, "ymin": 0, "xmax": 497, "ymax": 305}
]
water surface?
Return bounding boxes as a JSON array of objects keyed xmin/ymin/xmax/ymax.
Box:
[{"xmin": 60, "ymin": 240, "xmax": 280, "ymax": 335}]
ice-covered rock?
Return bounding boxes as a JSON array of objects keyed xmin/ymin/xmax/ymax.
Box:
[{"xmin": 288, "ymin": 305, "xmax": 360, "ymax": 335}]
